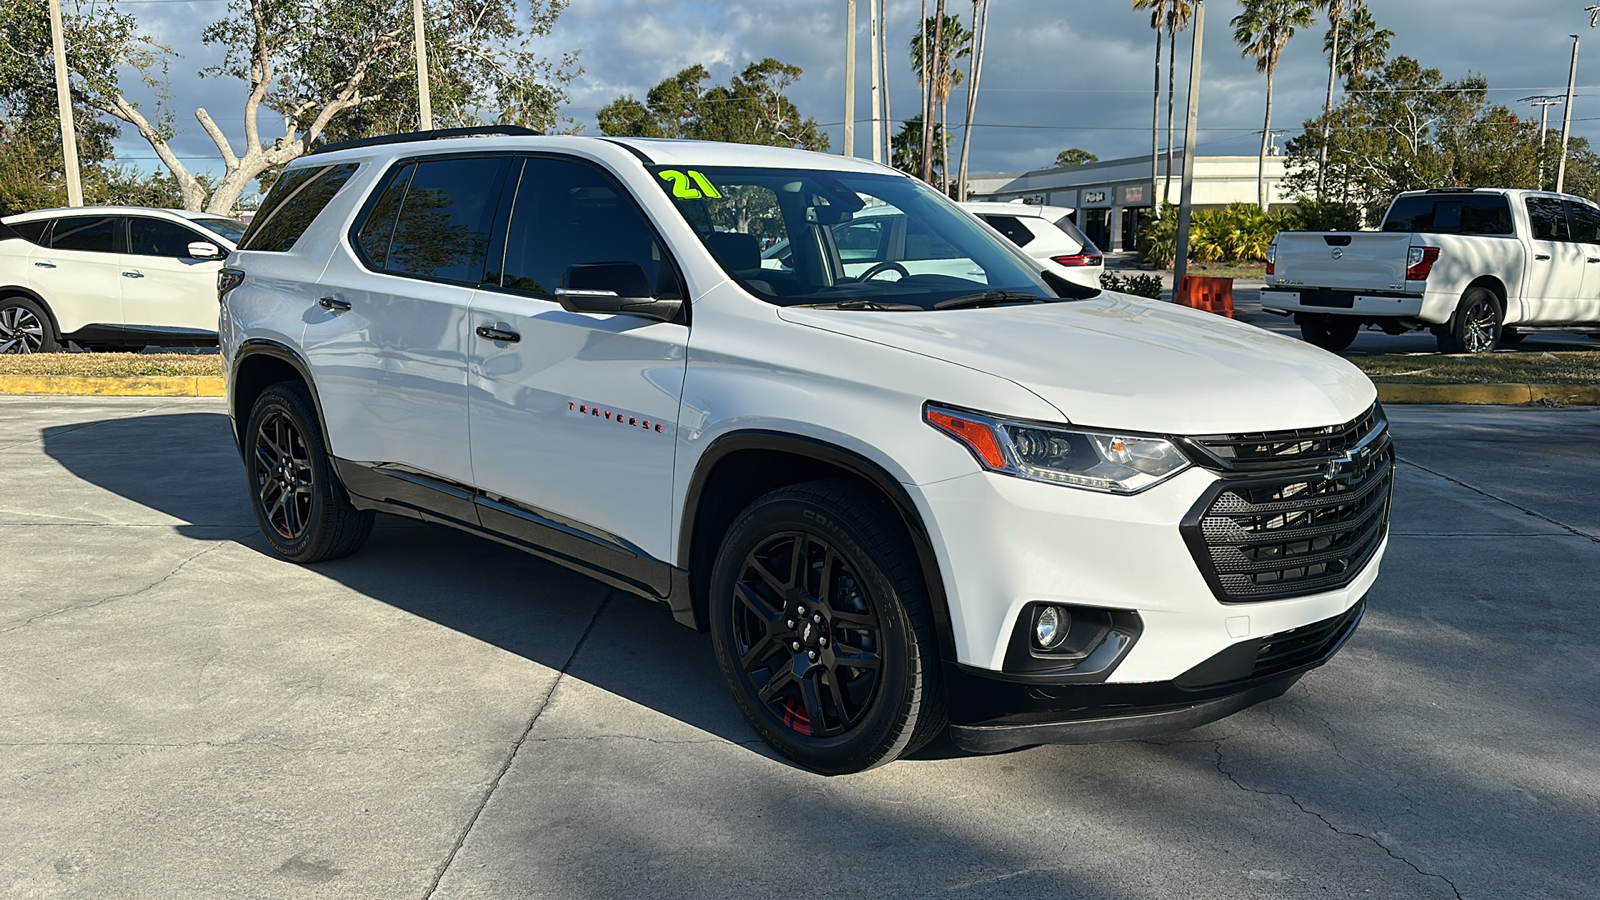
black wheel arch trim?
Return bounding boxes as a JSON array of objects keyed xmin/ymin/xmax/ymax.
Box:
[
  {"xmin": 679, "ymin": 429, "xmax": 958, "ymax": 658},
  {"xmin": 0, "ymin": 286, "xmax": 62, "ymax": 340},
  {"xmin": 230, "ymin": 339, "xmax": 335, "ymax": 462}
]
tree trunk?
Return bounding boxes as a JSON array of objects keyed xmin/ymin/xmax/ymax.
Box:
[
  {"xmin": 919, "ymin": 0, "xmax": 929, "ymax": 175},
  {"xmin": 879, "ymin": 0, "xmax": 891, "ymax": 164},
  {"xmin": 1166, "ymin": 23, "xmax": 1178, "ymax": 205},
  {"xmin": 1259, "ymin": 65, "xmax": 1275, "ymax": 212},
  {"xmin": 922, "ymin": 0, "xmax": 946, "ymax": 184},
  {"xmin": 1150, "ymin": 24, "xmax": 1161, "ymax": 217},
  {"xmin": 956, "ymin": 0, "xmax": 987, "ymax": 201},
  {"xmin": 1318, "ymin": 13, "xmax": 1340, "ymax": 198},
  {"xmin": 941, "ymin": 94, "xmax": 951, "ymax": 195}
]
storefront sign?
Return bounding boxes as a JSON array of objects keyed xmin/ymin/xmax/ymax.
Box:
[
  {"xmin": 1084, "ymin": 190, "xmax": 1107, "ymax": 204},
  {"xmin": 1124, "ymin": 185, "xmax": 1145, "ymax": 204}
]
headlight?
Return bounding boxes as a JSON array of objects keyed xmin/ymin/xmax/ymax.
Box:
[{"xmin": 924, "ymin": 404, "xmax": 1191, "ymax": 494}]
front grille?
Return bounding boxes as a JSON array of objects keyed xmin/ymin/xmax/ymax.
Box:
[
  {"xmin": 1185, "ymin": 404, "xmax": 1383, "ymax": 472},
  {"xmin": 1250, "ymin": 600, "xmax": 1364, "ymax": 680},
  {"xmin": 1182, "ymin": 412, "xmax": 1393, "ymax": 603}
]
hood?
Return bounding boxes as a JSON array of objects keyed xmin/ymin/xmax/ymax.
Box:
[{"xmin": 777, "ymin": 295, "xmax": 1377, "ymax": 435}]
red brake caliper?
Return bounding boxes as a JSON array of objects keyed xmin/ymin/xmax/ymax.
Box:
[{"xmin": 781, "ymin": 697, "xmax": 812, "ymax": 736}]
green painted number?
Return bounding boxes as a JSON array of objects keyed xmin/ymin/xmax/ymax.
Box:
[{"xmin": 658, "ymin": 169, "xmax": 723, "ymax": 200}]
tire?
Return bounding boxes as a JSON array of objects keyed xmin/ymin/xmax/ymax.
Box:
[
  {"xmin": 1297, "ymin": 314, "xmax": 1361, "ymax": 352},
  {"xmin": 244, "ymin": 381, "xmax": 374, "ymax": 563},
  {"xmin": 1433, "ymin": 287, "xmax": 1503, "ymax": 354},
  {"xmin": 0, "ymin": 296, "xmax": 58, "ymax": 354},
  {"xmin": 708, "ymin": 480, "xmax": 946, "ymax": 775},
  {"xmin": 1498, "ymin": 327, "xmax": 1526, "ymax": 346}
]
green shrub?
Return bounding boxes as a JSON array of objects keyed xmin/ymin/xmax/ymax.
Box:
[
  {"xmin": 1135, "ymin": 199, "xmax": 1332, "ymax": 267},
  {"xmin": 1100, "ymin": 271, "xmax": 1164, "ymax": 299}
]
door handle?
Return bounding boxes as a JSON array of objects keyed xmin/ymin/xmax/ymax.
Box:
[
  {"xmin": 475, "ymin": 325, "xmax": 520, "ymax": 343},
  {"xmin": 1587, "ymin": 258, "xmax": 1600, "ymax": 264},
  {"xmin": 318, "ymin": 296, "xmax": 351, "ymax": 312},
  {"xmin": 33, "ymin": 261, "xmax": 56, "ymax": 269},
  {"xmin": 1535, "ymin": 254, "xmax": 1552, "ymax": 261},
  {"xmin": 121, "ymin": 271, "xmax": 145, "ymax": 279}
]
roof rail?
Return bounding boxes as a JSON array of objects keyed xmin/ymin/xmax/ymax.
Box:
[
  {"xmin": 1423, "ymin": 187, "xmax": 1482, "ymax": 193},
  {"xmin": 307, "ymin": 125, "xmax": 544, "ymax": 157}
]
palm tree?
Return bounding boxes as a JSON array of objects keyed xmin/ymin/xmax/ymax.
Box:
[
  {"xmin": 910, "ymin": 11, "xmax": 972, "ymax": 193},
  {"xmin": 1233, "ymin": 0, "xmax": 1316, "ymax": 211},
  {"xmin": 1314, "ymin": 0, "xmax": 1346, "ymax": 197},
  {"xmin": 955, "ymin": 0, "xmax": 990, "ymax": 200},
  {"xmin": 1131, "ymin": 0, "xmax": 1167, "ymax": 217},
  {"xmin": 1162, "ymin": 2, "xmax": 1194, "ymax": 205},
  {"xmin": 1329, "ymin": 4, "xmax": 1393, "ymax": 87}
]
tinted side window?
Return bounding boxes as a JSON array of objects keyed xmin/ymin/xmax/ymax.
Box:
[
  {"xmin": 497, "ymin": 158, "xmax": 682, "ymax": 299},
  {"xmin": 129, "ymin": 217, "xmax": 208, "ymax": 257},
  {"xmin": 51, "ymin": 216, "xmax": 122, "ymax": 253},
  {"xmin": 1382, "ymin": 194, "xmax": 1512, "ymax": 235},
  {"xmin": 1525, "ymin": 197, "xmax": 1570, "ymax": 242},
  {"xmin": 6, "ymin": 219, "xmax": 50, "ymax": 244},
  {"xmin": 239, "ymin": 162, "xmax": 359, "ymax": 252},
  {"xmin": 353, "ymin": 163, "xmax": 415, "ymax": 269},
  {"xmin": 1565, "ymin": 201, "xmax": 1600, "ymax": 245},
  {"xmin": 979, "ymin": 214, "xmax": 1036, "ymax": 248},
  {"xmin": 385, "ymin": 156, "xmax": 506, "ymax": 283}
]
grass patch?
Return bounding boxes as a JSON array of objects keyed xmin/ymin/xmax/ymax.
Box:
[
  {"xmin": 1353, "ymin": 350, "xmax": 1600, "ymax": 385},
  {"xmin": 0, "ymin": 352, "xmax": 224, "ymax": 378}
]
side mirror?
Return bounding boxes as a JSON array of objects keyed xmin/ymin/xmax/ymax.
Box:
[
  {"xmin": 187, "ymin": 242, "xmax": 222, "ymax": 260},
  {"xmin": 554, "ymin": 262, "xmax": 682, "ymax": 323}
]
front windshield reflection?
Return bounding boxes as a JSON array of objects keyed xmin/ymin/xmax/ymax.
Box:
[{"xmin": 651, "ymin": 166, "xmax": 1063, "ymax": 311}]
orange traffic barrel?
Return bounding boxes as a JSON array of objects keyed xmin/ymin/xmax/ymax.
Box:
[{"xmin": 1176, "ymin": 275, "xmax": 1235, "ymax": 318}]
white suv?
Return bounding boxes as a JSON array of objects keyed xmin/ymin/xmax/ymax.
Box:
[
  {"xmin": 221, "ymin": 129, "xmax": 1391, "ymax": 774},
  {"xmin": 0, "ymin": 206, "xmax": 244, "ymax": 352},
  {"xmin": 960, "ymin": 201, "xmax": 1104, "ymax": 289}
]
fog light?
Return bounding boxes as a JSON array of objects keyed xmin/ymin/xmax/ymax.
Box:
[{"xmin": 1033, "ymin": 605, "xmax": 1071, "ymax": 650}]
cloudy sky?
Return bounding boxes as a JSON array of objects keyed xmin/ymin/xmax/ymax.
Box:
[{"xmin": 110, "ymin": 0, "xmax": 1600, "ymax": 188}]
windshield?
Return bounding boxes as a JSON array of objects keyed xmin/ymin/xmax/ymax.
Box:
[
  {"xmin": 190, "ymin": 216, "xmax": 248, "ymax": 245},
  {"xmin": 650, "ymin": 166, "xmax": 1058, "ymax": 310}
]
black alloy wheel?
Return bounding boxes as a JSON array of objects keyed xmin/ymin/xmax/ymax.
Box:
[
  {"xmin": 709, "ymin": 481, "xmax": 945, "ymax": 775},
  {"xmin": 1435, "ymin": 287, "xmax": 1503, "ymax": 354},
  {"xmin": 252, "ymin": 408, "xmax": 314, "ymax": 542},
  {"xmin": 0, "ymin": 297, "xmax": 56, "ymax": 354},
  {"xmin": 731, "ymin": 531, "xmax": 885, "ymax": 739},
  {"xmin": 244, "ymin": 382, "xmax": 374, "ymax": 563}
]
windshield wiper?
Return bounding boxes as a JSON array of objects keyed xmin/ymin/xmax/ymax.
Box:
[
  {"xmin": 932, "ymin": 290, "xmax": 1052, "ymax": 311},
  {"xmin": 792, "ymin": 299, "xmax": 925, "ymax": 311}
]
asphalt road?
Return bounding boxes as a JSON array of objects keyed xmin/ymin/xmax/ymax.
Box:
[{"xmin": 2, "ymin": 397, "xmax": 1598, "ymax": 899}]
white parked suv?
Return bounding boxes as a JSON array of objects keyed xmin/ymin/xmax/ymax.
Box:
[
  {"xmin": 960, "ymin": 201, "xmax": 1104, "ymax": 289},
  {"xmin": 221, "ymin": 128, "xmax": 1391, "ymax": 774},
  {"xmin": 1264, "ymin": 187, "xmax": 1600, "ymax": 353},
  {"xmin": 0, "ymin": 206, "xmax": 244, "ymax": 352}
]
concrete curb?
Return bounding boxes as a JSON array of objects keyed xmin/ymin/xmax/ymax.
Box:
[
  {"xmin": 1376, "ymin": 383, "xmax": 1600, "ymax": 405},
  {"xmin": 0, "ymin": 375, "xmax": 226, "ymax": 397}
]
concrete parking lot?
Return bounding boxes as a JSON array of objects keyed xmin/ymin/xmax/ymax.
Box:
[{"xmin": 2, "ymin": 396, "xmax": 1598, "ymax": 899}]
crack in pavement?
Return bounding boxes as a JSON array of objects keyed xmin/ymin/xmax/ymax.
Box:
[
  {"xmin": 421, "ymin": 590, "xmax": 614, "ymax": 900},
  {"xmin": 1397, "ymin": 455, "xmax": 1599, "ymax": 544},
  {"xmin": 0, "ymin": 532, "xmax": 252, "ymax": 634},
  {"xmin": 1209, "ymin": 738, "xmax": 1465, "ymax": 900}
]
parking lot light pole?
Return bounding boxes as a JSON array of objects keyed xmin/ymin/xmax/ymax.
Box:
[
  {"xmin": 412, "ymin": 0, "xmax": 433, "ymax": 130},
  {"xmin": 1557, "ymin": 35, "xmax": 1579, "ymax": 194},
  {"xmin": 1173, "ymin": 0, "xmax": 1204, "ymax": 284},
  {"xmin": 48, "ymin": 0, "xmax": 83, "ymax": 207}
]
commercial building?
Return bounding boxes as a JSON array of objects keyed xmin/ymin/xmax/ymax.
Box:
[{"xmin": 967, "ymin": 151, "xmax": 1291, "ymax": 252}]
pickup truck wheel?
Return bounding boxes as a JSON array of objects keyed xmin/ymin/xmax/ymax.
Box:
[
  {"xmin": 244, "ymin": 382, "xmax": 374, "ymax": 563},
  {"xmin": 1435, "ymin": 288, "xmax": 1503, "ymax": 354},
  {"xmin": 0, "ymin": 296, "xmax": 57, "ymax": 354},
  {"xmin": 1297, "ymin": 314, "xmax": 1360, "ymax": 352},
  {"xmin": 709, "ymin": 480, "xmax": 945, "ymax": 775}
]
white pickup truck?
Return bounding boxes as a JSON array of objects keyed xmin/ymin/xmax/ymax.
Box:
[{"xmin": 1262, "ymin": 188, "xmax": 1600, "ymax": 353}]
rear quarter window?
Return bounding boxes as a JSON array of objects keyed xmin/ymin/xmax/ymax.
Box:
[
  {"xmin": 979, "ymin": 214, "xmax": 1036, "ymax": 248},
  {"xmin": 1381, "ymin": 194, "xmax": 1513, "ymax": 236},
  {"xmin": 4, "ymin": 219, "xmax": 50, "ymax": 245},
  {"xmin": 239, "ymin": 162, "xmax": 359, "ymax": 252}
]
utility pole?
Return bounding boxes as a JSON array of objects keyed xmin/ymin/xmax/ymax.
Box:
[
  {"xmin": 1521, "ymin": 95, "xmax": 1562, "ymax": 188},
  {"xmin": 1174, "ymin": 0, "xmax": 1204, "ymax": 285},
  {"xmin": 47, "ymin": 0, "xmax": 83, "ymax": 207},
  {"xmin": 412, "ymin": 0, "xmax": 433, "ymax": 130},
  {"xmin": 879, "ymin": 0, "xmax": 892, "ymax": 164},
  {"xmin": 844, "ymin": 0, "xmax": 856, "ymax": 156},
  {"xmin": 922, "ymin": 1, "xmax": 946, "ymax": 185},
  {"xmin": 1558, "ymin": 35, "xmax": 1579, "ymax": 193},
  {"xmin": 869, "ymin": 0, "xmax": 882, "ymax": 163}
]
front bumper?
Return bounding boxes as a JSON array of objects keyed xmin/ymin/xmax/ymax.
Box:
[{"xmin": 947, "ymin": 597, "xmax": 1365, "ymax": 752}]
